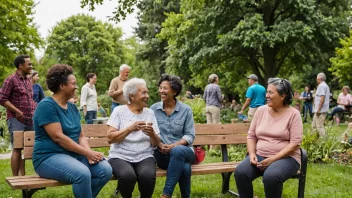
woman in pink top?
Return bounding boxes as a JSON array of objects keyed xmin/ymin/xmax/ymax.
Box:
[
  {"xmin": 329, "ymin": 86, "xmax": 351, "ymax": 122},
  {"xmin": 234, "ymin": 78, "xmax": 303, "ymax": 198}
]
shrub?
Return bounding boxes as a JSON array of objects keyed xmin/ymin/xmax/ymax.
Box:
[
  {"xmin": 0, "ymin": 106, "xmax": 10, "ymax": 153},
  {"xmin": 220, "ymin": 108, "xmax": 236, "ymax": 124},
  {"xmin": 183, "ymin": 98, "xmax": 206, "ymax": 124}
]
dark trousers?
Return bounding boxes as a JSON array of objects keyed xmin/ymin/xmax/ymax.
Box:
[
  {"xmin": 108, "ymin": 157, "xmax": 156, "ymax": 198},
  {"xmin": 234, "ymin": 154, "xmax": 299, "ymax": 198},
  {"xmin": 303, "ymin": 103, "xmax": 313, "ymax": 122}
]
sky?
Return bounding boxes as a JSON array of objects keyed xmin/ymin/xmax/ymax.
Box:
[{"xmin": 33, "ymin": 0, "xmax": 138, "ymax": 57}]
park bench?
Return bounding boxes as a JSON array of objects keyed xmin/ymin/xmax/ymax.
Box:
[{"xmin": 5, "ymin": 123, "xmax": 307, "ymax": 198}]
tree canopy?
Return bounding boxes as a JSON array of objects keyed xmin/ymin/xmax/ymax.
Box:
[
  {"xmin": 45, "ymin": 14, "xmax": 125, "ymax": 93},
  {"xmin": 330, "ymin": 30, "xmax": 352, "ymax": 85},
  {"xmin": 0, "ymin": 0, "xmax": 43, "ymax": 82}
]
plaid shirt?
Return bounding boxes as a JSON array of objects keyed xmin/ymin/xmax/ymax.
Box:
[
  {"xmin": 203, "ymin": 83, "xmax": 223, "ymax": 108},
  {"xmin": 0, "ymin": 72, "xmax": 36, "ymax": 125}
]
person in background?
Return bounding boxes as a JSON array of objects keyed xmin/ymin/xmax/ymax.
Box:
[
  {"xmin": 108, "ymin": 64, "xmax": 130, "ymax": 112},
  {"xmin": 185, "ymin": 90, "xmax": 194, "ymax": 99},
  {"xmin": 329, "ymin": 86, "xmax": 351, "ymax": 124},
  {"xmin": 234, "ymin": 78, "xmax": 302, "ymax": 198},
  {"xmin": 98, "ymin": 103, "xmax": 107, "ymax": 117},
  {"xmin": 151, "ymin": 74, "xmax": 195, "ymax": 198},
  {"xmin": 312, "ymin": 72, "xmax": 330, "ymax": 137},
  {"xmin": 203, "ymin": 74, "xmax": 222, "ymax": 124},
  {"xmin": 299, "ymin": 85, "xmax": 314, "ymax": 123},
  {"xmin": 238, "ymin": 74, "xmax": 266, "ymax": 121},
  {"xmin": 32, "ymin": 64, "xmax": 112, "ymax": 198},
  {"xmin": 0, "ymin": 55, "xmax": 36, "ymax": 176},
  {"xmin": 230, "ymin": 99, "xmax": 241, "ymax": 112},
  {"xmin": 107, "ymin": 78, "xmax": 160, "ymax": 198},
  {"xmin": 30, "ymin": 70, "xmax": 45, "ymax": 104},
  {"xmin": 80, "ymin": 73, "xmax": 98, "ymax": 124}
]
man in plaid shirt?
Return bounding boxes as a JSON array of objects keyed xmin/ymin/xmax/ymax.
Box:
[{"xmin": 0, "ymin": 55, "xmax": 36, "ymax": 176}]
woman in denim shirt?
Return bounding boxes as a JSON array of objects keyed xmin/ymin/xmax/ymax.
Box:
[{"xmin": 151, "ymin": 74, "xmax": 196, "ymax": 198}]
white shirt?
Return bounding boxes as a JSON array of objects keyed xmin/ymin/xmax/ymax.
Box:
[
  {"xmin": 337, "ymin": 93, "xmax": 351, "ymax": 110},
  {"xmin": 107, "ymin": 105, "xmax": 160, "ymax": 162},
  {"xmin": 313, "ymin": 81, "xmax": 330, "ymax": 113},
  {"xmin": 80, "ymin": 83, "xmax": 98, "ymax": 111}
]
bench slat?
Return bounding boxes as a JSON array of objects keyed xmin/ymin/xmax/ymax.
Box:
[
  {"xmin": 194, "ymin": 123, "xmax": 250, "ymax": 135},
  {"xmin": 82, "ymin": 124, "xmax": 109, "ymax": 137},
  {"xmin": 13, "ymin": 131, "xmax": 24, "ymax": 149},
  {"xmin": 6, "ymin": 162, "xmax": 240, "ymax": 190}
]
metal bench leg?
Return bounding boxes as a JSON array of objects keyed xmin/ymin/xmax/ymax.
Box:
[
  {"xmin": 221, "ymin": 172, "xmax": 239, "ymax": 197},
  {"xmin": 22, "ymin": 188, "xmax": 43, "ymax": 198},
  {"xmin": 298, "ymin": 177, "xmax": 306, "ymax": 198}
]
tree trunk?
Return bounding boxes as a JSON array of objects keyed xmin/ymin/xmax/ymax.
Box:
[{"xmin": 262, "ymin": 46, "xmax": 278, "ymax": 87}]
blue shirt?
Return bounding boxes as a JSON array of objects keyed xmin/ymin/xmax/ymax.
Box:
[
  {"xmin": 246, "ymin": 83, "xmax": 266, "ymax": 108},
  {"xmin": 32, "ymin": 97, "xmax": 81, "ymax": 169},
  {"xmin": 32, "ymin": 83, "xmax": 45, "ymax": 104},
  {"xmin": 150, "ymin": 100, "xmax": 195, "ymax": 146}
]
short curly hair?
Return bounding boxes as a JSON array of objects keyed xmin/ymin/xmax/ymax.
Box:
[
  {"xmin": 158, "ymin": 74, "xmax": 183, "ymax": 98},
  {"xmin": 46, "ymin": 64, "xmax": 74, "ymax": 93}
]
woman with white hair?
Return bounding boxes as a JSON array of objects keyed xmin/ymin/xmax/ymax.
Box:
[
  {"xmin": 107, "ymin": 78, "xmax": 160, "ymax": 198},
  {"xmin": 203, "ymin": 74, "xmax": 223, "ymax": 124}
]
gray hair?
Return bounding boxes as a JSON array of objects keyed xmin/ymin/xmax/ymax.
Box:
[
  {"xmin": 123, "ymin": 78, "xmax": 146, "ymax": 103},
  {"xmin": 119, "ymin": 64, "xmax": 131, "ymax": 72},
  {"xmin": 317, "ymin": 73, "xmax": 326, "ymax": 81},
  {"xmin": 208, "ymin": 74, "xmax": 218, "ymax": 83},
  {"xmin": 267, "ymin": 78, "xmax": 294, "ymax": 105}
]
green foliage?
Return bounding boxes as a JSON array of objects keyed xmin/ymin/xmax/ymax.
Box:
[
  {"xmin": 330, "ymin": 30, "xmax": 352, "ymax": 85},
  {"xmin": 158, "ymin": 0, "xmax": 351, "ymax": 90},
  {"xmin": 0, "ymin": 107, "xmax": 10, "ymax": 153},
  {"xmin": 45, "ymin": 14, "xmax": 124, "ymax": 94},
  {"xmin": 302, "ymin": 129, "xmax": 340, "ymax": 163},
  {"xmin": 97, "ymin": 94, "xmax": 112, "ymax": 116},
  {"xmin": 220, "ymin": 108, "xmax": 236, "ymax": 124},
  {"xmin": 0, "ymin": 0, "xmax": 43, "ymax": 83},
  {"xmin": 183, "ymin": 98, "xmax": 206, "ymax": 124}
]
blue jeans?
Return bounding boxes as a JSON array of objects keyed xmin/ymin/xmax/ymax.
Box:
[
  {"xmin": 111, "ymin": 102, "xmax": 120, "ymax": 113},
  {"xmin": 154, "ymin": 145, "xmax": 195, "ymax": 198},
  {"xmin": 35, "ymin": 154, "xmax": 112, "ymax": 198},
  {"xmin": 234, "ymin": 154, "xmax": 299, "ymax": 198},
  {"xmin": 85, "ymin": 111, "xmax": 97, "ymax": 124},
  {"xmin": 303, "ymin": 103, "xmax": 313, "ymax": 122}
]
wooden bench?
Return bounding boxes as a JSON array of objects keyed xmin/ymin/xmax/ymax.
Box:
[{"xmin": 5, "ymin": 123, "xmax": 308, "ymax": 198}]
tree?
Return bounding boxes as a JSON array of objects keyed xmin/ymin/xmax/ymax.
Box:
[
  {"xmin": 135, "ymin": 0, "xmax": 180, "ymax": 77},
  {"xmin": 158, "ymin": 0, "xmax": 351, "ymax": 88},
  {"xmin": 45, "ymin": 14, "xmax": 125, "ymax": 93},
  {"xmin": 330, "ymin": 30, "xmax": 352, "ymax": 85},
  {"xmin": 0, "ymin": 0, "xmax": 43, "ymax": 82}
]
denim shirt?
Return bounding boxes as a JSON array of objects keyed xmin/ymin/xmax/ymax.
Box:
[{"xmin": 150, "ymin": 100, "xmax": 195, "ymax": 147}]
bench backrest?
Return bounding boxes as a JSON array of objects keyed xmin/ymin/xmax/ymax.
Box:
[{"xmin": 14, "ymin": 123, "xmax": 250, "ymax": 159}]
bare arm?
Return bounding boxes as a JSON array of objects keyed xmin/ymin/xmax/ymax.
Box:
[
  {"xmin": 239, "ymin": 98, "xmax": 251, "ymax": 113},
  {"xmin": 2, "ymin": 101, "xmax": 23, "ymax": 120},
  {"xmin": 44, "ymin": 122, "xmax": 103, "ymax": 163}
]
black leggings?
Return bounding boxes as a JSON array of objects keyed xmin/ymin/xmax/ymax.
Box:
[{"xmin": 108, "ymin": 157, "xmax": 156, "ymax": 198}]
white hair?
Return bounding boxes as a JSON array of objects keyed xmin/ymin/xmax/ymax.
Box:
[
  {"xmin": 317, "ymin": 73, "xmax": 326, "ymax": 81},
  {"xmin": 119, "ymin": 64, "xmax": 131, "ymax": 72},
  {"xmin": 123, "ymin": 78, "xmax": 146, "ymax": 103}
]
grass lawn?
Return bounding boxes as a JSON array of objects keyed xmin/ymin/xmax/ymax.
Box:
[{"xmin": 1, "ymin": 154, "xmax": 352, "ymax": 198}]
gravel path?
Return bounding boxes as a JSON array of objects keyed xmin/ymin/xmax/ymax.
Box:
[{"xmin": 0, "ymin": 152, "xmax": 11, "ymax": 159}]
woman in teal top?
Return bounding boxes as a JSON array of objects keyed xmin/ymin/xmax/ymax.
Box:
[{"xmin": 32, "ymin": 64, "xmax": 112, "ymax": 198}]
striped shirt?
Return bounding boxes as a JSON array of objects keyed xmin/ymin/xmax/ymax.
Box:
[{"xmin": 0, "ymin": 72, "xmax": 36, "ymax": 125}]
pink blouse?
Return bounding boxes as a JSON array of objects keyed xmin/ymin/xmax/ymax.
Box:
[{"xmin": 247, "ymin": 105, "xmax": 303, "ymax": 164}]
